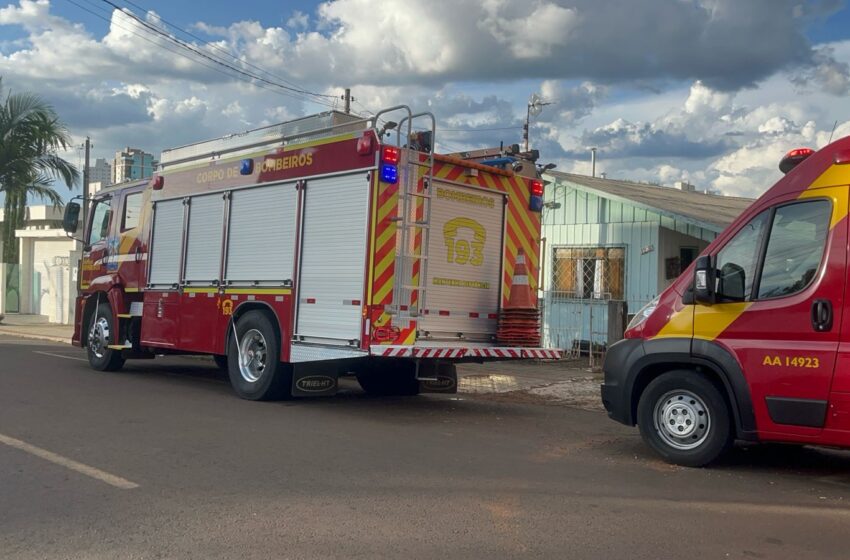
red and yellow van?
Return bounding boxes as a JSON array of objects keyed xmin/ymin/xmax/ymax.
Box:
[{"xmin": 602, "ymin": 140, "xmax": 850, "ymax": 466}]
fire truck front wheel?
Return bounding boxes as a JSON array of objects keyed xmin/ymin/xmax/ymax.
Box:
[
  {"xmin": 636, "ymin": 370, "xmax": 732, "ymax": 467},
  {"xmin": 87, "ymin": 302, "xmax": 125, "ymax": 372},
  {"xmin": 227, "ymin": 311, "xmax": 292, "ymax": 401}
]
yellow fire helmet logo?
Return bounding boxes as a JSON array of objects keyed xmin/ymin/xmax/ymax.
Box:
[{"xmin": 444, "ymin": 217, "xmax": 485, "ymax": 266}]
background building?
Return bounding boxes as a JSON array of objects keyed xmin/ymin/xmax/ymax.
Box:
[
  {"xmin": 112, "ymin": 147, "xmax": 157, "ymax": 183},
  {"xmin": 0, "ymin": 206, "xmax": 77, "ymax": 324},
  {"xmin": 88, "ymin": 157, "xmax": 112, "ymax": 186},
  {"xmin": 540, "ymin": 171, "xmax": 753, "ymax": 356}
]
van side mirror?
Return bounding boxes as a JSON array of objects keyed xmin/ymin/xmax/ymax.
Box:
[
  {"xmin": 63, "ymin": 202, "xmax": 81, "ymax": 234},
  {"xmin": 693, "ymin": 255, "xmax": 715, "ymax": 305}
]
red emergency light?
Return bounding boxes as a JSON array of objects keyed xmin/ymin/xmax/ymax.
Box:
[
  {"xmin": 779, "ymin": 147, "xmax": 814, "ymax": 174},
  {"xmin": 530, "ymin": 179, "xmax": 544, "ymax": 197},
  {"xmin": 381, "ymin": 145, "xmax": 400, "ymax": 165}
]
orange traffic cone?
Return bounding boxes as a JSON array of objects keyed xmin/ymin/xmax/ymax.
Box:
[
  {"xmin": 496, "ymin": 251, "xmax": 541, "ymax": 347},
  {"xmin": 504, "ymin": 251, "xmax": 536, "ymax": 310}
]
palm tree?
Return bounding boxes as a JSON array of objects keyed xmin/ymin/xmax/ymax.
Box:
[{"xmin": 0, "ymin": 78, "xmax": 79, "ymax": 264}]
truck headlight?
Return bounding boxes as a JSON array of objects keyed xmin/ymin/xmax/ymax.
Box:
[{"xmin": 627, "ymin": 296, "xmax": 660, "ymax": 331}]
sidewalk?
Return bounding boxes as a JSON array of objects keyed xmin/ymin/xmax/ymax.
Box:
[
  {"xmin": 0, "ymin": 317, "xmax": 603, "ymax": 410},
  {"xmin": 0, "ymin": 314, "xmax": 73, "ymax": 343}
]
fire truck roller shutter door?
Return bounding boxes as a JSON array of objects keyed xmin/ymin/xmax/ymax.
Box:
[
  {"xmin": 184, "ymin": 193, "xmax": 225, "ymax": 284},
  {"xmin": 226, "ymin": 183, "xmax": 298, "ymax": 284},
  {"xmin": 420, "ymin": 182, "xmax": 506, "ymax": 341},
  {"xmin": 149, "ymin": 199, "xmax": 185, "ymax": 287},
  {"xmin": 295, "ymin": 173, "xmax": 369, "ymax": 344}
]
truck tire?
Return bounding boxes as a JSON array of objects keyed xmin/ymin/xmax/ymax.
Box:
[
  {"xmin": 212, "ymin": 355, "xmax": 228, "ymax": 371},
  {"xmin": 357, "ymin": 359, "xmax": 420, "ymax": 396},
  {"xmin": 86, "ymin": 301, "xmax": 126, "ymax": 372},
  {"xmin": 637, "ymin": 370, "xmax": 732, "ymax": 467},
  {"xmin": 227, "ymin": 311, "xmax": 291, "ymax": 400}
]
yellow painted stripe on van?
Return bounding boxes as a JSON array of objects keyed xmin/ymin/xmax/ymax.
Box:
[
  {"xmin": 651, "ymin": 307, "xmax": 694, "ymax": 339},
  {"xmin": 693, "ymin": 302, "xmax": 752, "ymax": 341},
  {"xmin": 808, "ymin": 164, "xmax": 850, "ymax": 189},
  {"xmin": 797, "ymin": 184, "xmax": 849, "ymax": 230}
]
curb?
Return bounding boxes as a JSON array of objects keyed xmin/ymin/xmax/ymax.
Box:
[{"xmin": 0, "ymin": 330, "xmax": 72, "ymax": 345}]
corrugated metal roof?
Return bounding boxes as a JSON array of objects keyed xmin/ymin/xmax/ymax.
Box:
[{"xmin": 546, "ymin": 171, "xmax": 753, "ymax": 232}]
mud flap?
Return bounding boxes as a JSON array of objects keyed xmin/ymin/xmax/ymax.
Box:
[
  {"xmin": 418, "ymin": 362, "xmax": 458, "ymax": 394},
  {"xmin": 291, "ymin": 364, "xmax": 339, "ymax": 397}
]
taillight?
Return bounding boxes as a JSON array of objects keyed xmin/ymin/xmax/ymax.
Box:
[
  {"xmin": 779, "ymin": 147, "xmax": 814, "ymax": 174},
  {"xmin": 381, "ymin": 145, "xmax": 400, "ymax": 165}
]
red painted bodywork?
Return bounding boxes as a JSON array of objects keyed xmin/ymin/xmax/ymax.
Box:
[{"xmin": 631, "ymin": 135, "xmax": 850, "ymax": 448}]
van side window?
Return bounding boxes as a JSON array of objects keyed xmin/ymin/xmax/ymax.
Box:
[
  {"xmin": 123, "ymin": 192, "xmax": 143, "ymax": 230},
  {"xmin": 757, "ymin": 200, "xmax": 831, "ymax": 299},
  {"xmin": 715, "ymin": 211, "xmax": 768, "ymax": 301},
  {"xmin": 88, "ymin": 200, "xmax": 112, "ymax": 245}
]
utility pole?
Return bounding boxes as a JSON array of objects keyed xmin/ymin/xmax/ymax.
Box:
[
  {"xmin": 524, "ymin": 94, "xmax": 552, "ymax": 152},
  {"xmin": 342, "ymin": 88, "xmax": 354, "ymax": 114},
  {"xmin": 82, "ymin": 137, "xmax": 90, "ymax": 237}
]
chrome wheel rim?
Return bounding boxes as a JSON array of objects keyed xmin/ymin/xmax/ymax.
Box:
[
  {"xmin": 89, "ymin": 317, "xmax": 110, "ymax": 359},
  {"xmin": 653, "ymin": 390, "xmax": 711, "ymax": 450},
  {"xmin": 238, "ymin": 329, "xmax": 267, "ymax": 383}
]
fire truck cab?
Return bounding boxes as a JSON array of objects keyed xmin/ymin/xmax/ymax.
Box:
[
  {"xmin": 64, "ymin": 107, "xmax": 559, "ymax": 401},
  {"xmin": 602, "ymin": 137, "xmax": 850, "ymax": 466}
]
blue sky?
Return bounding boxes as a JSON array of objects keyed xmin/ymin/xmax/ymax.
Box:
[{"xmin": 2, "ymin": 0, "xmax": 850, "ymax": 201}]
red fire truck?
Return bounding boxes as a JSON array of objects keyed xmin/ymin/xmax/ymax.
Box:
[
  {"xmin": 63, "ymin": 107, "xmax": 559, "ymax": 399},
  {"xmin": 602, "ymin": 138, "xmax": 850, "ymax": 466}
]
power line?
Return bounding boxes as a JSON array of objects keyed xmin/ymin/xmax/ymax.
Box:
[
  {"xmin": 98, "ymin": 0, "xmax": 335, "ymax": 102},
  {"xmin": 64, "ymin": 0, "xmax": 332, "ymax": 107},
  {"xmin": 116, "ymin": 0, "xmax": 338, "ymax": 101}
]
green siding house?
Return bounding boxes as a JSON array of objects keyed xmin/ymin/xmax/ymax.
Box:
[{"xmin": 540, "ymin": 172, "xmax": 752, "ymax": 353}]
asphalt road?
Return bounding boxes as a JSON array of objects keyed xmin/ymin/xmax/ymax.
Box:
[{"xmin": 2, "ymin": 334, "xmax": 850, "ymax": 559}]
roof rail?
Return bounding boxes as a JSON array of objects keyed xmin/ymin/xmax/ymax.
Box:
[{"xmin": 159, "ymin": 110, "xmax": 371, "ymax": 171}]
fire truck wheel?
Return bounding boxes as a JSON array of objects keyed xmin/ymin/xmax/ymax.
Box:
[
  {"xmin": 637, "ymin": 370, "xmax": 732, "ymax": 467},
  {"xmin": 86, "ymin": 302, "xmax": 125, "ymax": 372},
  {"xmin": 356, "ymin": 360, "xmax": 420, "ymax": 396},
  {"xmin": 227, "ymin": 311, "xmax": 291, "ymax": 401}
]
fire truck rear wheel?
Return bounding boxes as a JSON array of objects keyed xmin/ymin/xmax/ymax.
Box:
[
  {"xmin": 636, "ymin": 370, "xmax": 732, "ymax": 467},
  {"xmin": 86, "ymin": 302, "xmax": 125, "ymax": 372},
  {"xmin": 227, "ymin": 311, "xmax": 292, "ymax": 401}
]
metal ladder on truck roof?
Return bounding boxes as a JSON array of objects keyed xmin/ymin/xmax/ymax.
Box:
[{"xmin": 372, "ymin": 106, "xmax": 437, "ymax": 328}]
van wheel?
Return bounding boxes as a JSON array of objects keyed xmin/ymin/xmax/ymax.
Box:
[
  {"xmin": 227, "ymin": 311, "xmax": 291, "ymax": 401},
  {"xmin": 357, "ymin": 359, "xmax": 419, "ymax": 396},
  {"xmin": 637, "ymin": 370, "xmax": 732, "ymax": 467},
  {"xmin": 87, "ymin": 302, "xmax": 125, "ymax": 372}
]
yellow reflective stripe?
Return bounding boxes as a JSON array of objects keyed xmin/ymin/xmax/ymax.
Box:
[
  {"xmin": 693, "ymin": 303, "xmax": 752, "ymax": 340},
  {"xmin": 651, "ymin": 307, "xmax": 694, "ymax": 339},
  {"xmin": 224, "ymin": 288, "xmax": 292, "ymax": 295}
]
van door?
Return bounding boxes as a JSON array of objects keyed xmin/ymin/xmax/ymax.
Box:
[{"xmin": 694, "ymin": 190, "xmax": 846, "ymax": 439}]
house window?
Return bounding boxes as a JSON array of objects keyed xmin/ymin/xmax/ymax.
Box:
[{"xmin": 552, "ymin": 247, "xmax": 625, "ymax": 300}]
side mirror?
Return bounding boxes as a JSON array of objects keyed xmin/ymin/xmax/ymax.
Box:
[
  {"xmin": 693, "ymin": 255, "xmax": 715, "ymax": 305},
  {"xmin": 63, "ymin": 202, "xmax": 81, "ymax": 234},
  {"xmin": 718, "ymin": 262, "xmax": 746, "ymax": 301}
]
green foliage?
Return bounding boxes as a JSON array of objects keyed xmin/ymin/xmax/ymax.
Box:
[{"xmin": 0, "ymin": 77, "xmax": 79, "ymax": 263}]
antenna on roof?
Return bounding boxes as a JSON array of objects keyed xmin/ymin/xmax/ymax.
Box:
[{"xmin": 829, "ymin": 120, "xmax": 838, "ymax": 144}]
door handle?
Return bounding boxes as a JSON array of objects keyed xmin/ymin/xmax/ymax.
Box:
[{"xmin": 811, "ymin": 299, "xmax": 833, "ymax": 332}]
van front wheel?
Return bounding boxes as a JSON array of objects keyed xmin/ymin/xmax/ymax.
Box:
[{"xmin": 637, "ymin": 370, "xmax": 732, "ymax": 467}]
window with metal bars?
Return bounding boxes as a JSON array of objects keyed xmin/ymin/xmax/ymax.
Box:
[{"xmin": 551, "ymin": 246, "xmax": 625, "ymax": 300}]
